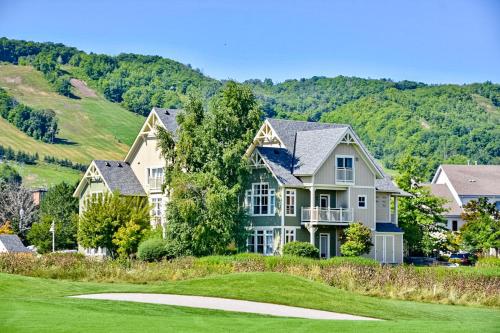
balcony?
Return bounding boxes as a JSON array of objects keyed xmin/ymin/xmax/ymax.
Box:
[
  {"xmin": 336, "ymin": 167, "xmax": 354, "ymax": 183},
  {"xmin": 301, "ymin": 207, "xmax": 353, "ymax": 224},
  {"xmin": 148, "ymin": 177, "xmax": 164, "ymax": 191}
]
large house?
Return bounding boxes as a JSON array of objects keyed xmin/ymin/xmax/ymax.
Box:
[
  {"xmin": 428, "ymin": 164, "xmax": 500, "ymax": 232},
  {"xmin": 74, "ymin": 109, "xmax": 409, "ymax": 263},
  {"xmin": 73, "ymin": 107, "xmax": 177, "ymax": 255},
  {"xmin": 243, "ymin": 119, "xmax": 410, "ymax": 263}
]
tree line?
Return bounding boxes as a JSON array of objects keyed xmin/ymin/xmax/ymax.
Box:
[{"xmin": 0, "ymin": 87, "xmax": 59, "ymax": 143}]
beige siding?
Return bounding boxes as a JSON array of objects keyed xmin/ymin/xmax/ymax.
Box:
[
  {"xmin": 315, "ymin": 143, "xmax": 375, "ymax": 186},
  {"xmin": 128, "ymin": 135, "xmax": 165, "ymax": 190},
  {"xmin": 300, "ymin": 176, "xmax": 313, "ymax": 184},
  {"xmin": 349, "ymin": 187, "xmax": 375, "ymax": 229},
  {"xmin": 79, "ymin": 180, "xmax": 108, "ymax": 214},
  {"xmin": 376, "ymin": 192, "xmax": 391, "ymax": 222}
]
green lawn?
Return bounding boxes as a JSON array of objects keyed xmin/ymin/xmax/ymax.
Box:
[
  {"xmin": 0, "ymin": 272, "xmax": 498, "ymax": 333},
  {"xmin": 12, "ymin": 161, "xmax": 82, "ymax": 188}
]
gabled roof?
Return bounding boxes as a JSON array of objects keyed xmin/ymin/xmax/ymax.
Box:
[
  {"xmin": 152, "ymin": 107, "xmax": 180, "ymax": 134},
  {"xmin": 93, "ymin": 160, "xmax": 146, "ymax": 196},
  {"xmin": 256, "ymin": 147, "xmax": 302, "ymax": 186},
  {"xmin": 292, "ymin": 127, "xmax": 348, "ymax": 175},
  {"xmin": 266, "ymin": 118, "xmax": 348, "ymax": 150},
  {"xmin": 432, "ymin": 165, "xmax": 500, "ymax": 196},
  {"xmin": 376, "ymin": 223, "xmax": 404, "ymax": 233},
  {"xmin": 375, "ymin": 175, "xmax": 412, "ymax": 197},
  {"xmin": 125, "ymin": 107, "xmax": 181, "ymax": 163},
  {"xmin": 427, "ymin": 183, "xmax": 462, "ymax": 216},
  {"xmin": 0, "ymin": 234, "xmax": 30, "ymax": 253}
]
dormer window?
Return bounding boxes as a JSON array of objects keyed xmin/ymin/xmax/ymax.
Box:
[{"xmin": 336, "ymin": 155, "xmax": 354, "ymax": 183}]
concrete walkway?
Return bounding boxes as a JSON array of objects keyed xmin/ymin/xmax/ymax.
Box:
[{"xmin": 70, "ymin": 293, "xmax": 379, "ymax": 321}]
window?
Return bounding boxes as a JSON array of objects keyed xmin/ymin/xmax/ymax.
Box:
[
  {"xmin": 251, "ymin": 183, "xmax": 275, "ymax": 216},
  {"xmin": 320, "ymin": 194, "xmax": 330, "ymax": 209},
  {"xmin": 150, "ymin": 197, "xmax": 163, "ymax": 227},
  {"xmin": 284, "ymin": 229, "xmax": 295, "ymax": 243},
  {"xmin": 148, "ymin": 167, "xmax": 164, "ymax": 190},
  {"xmin": 452, "ymin": 220, "xmax": 458, "ymax": 232},
  {"xmin": 336, "ymin": 156, "xmax": 354, "ymax": 183},
  {"xmin": 358, "ymin": 195, "xmax": 367, "ymax": 208},
  {"xmin": 247, "ymin": 229, "xmax": 274, "ymax": 255},
  {"xmin": 244, "ymin": 190, "xmax": 252, "ymax": 211},
  {"xmin": 285, "ymin": 189, "xmax": 296, "ymax": 216}
]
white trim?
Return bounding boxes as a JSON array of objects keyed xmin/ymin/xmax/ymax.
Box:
[
  {"xmin": 357, "ymin": 195, "xmax": 367, "ymax": 209},
  {"xmin": 280, "ymin": 187, "xmax": 285, "ymax": 249},
  {"xmin": 285, "ymin": 189, "xmax": 296, "ymax": 216},
  {"xmin": 319, "ymin": 233, "xmax": 330, "ymax": 259},
  {"xmin": 125, "ymin": 108, "xmax": 165, "ymax": 163},
  {"xmin": 250, "ymin": 182, "xmax": 276, "ymax": 217},
  {"xmin": 335, "ymin": 154, "xmax": 355, "ymax": 185}
]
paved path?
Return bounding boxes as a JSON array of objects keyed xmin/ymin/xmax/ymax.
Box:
[{"xmin": 70, "ymin": 293, "xmax": 379, "ymax": 321}]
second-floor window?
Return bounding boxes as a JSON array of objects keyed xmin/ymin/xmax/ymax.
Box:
[
  {"xmin": 336, "ymin": 156, "xmax": 354, "ymax": 183},
  {"xmin": 358, "ymin": 195, "xmax": 367, "ymax": 209},
  {"xmin": 148, "ymin": 167, "xmax": 164, "ymax": 190},
  {"xmin": 248, "ymin": 183, "xmax": 275, "ymax": 216},
  {"xmin": 285, "ymin": 189, "xmax": 296, "ymax": 216}
]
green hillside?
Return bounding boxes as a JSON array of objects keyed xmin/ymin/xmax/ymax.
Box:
[
  {"xmin": 0, "ymin": 37, "xmax": 499, "ymax": 186},
  {"xmin": 0, "ymin": 64, "xmax": 144, "ymax": 187}
]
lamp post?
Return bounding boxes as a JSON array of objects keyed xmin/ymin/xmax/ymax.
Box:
[{"xmin": 49, "ymin": 220, "xmax": 55, "ymax": 252}]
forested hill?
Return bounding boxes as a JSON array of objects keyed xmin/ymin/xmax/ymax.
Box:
[{"xmin": 1, "ymin": 37, "xmax": 499, "ymax": 177}]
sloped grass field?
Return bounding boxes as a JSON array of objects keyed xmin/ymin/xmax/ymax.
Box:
[
  {"xmin": 0, "ymin": 272, "xmax": 499, "ymax": 333},
  {"xmin": 0, "ymin": 64, "xmax": 143, "ymax": 163},
  {"xmin": 14, "ymin": 161, "xmax": 81, "ymax": 188}
]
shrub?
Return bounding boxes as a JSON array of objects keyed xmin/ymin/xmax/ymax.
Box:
[
  {"xmin": 137, "ymin": 239, "xmax": 170, "ymax": 262},
  {"xmin": 340, "ymin": 222, "xmax": 373, "ymax": 257},
  {"xmin": 476, "ymin": 257, "xmax": 500, "ymax": 268},
  {"xmin": 283, "ymin": 241, "xmax": 319, "ymax": 258}
]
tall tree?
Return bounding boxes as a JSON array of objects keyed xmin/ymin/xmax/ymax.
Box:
[
  {"xmin": 395, "ymin": 155, "xmax": 448, "ymax": 256},
  {"xmin": 460, "ymin": 198, "xmax": 500, "ymax": 256},
  {"xmin": 0, "ymin": 182, "xmax": 38, "ymax": 240},
  {"xmin": 27, "ymin": 182, "xmax": 79, "ymax": 252}
]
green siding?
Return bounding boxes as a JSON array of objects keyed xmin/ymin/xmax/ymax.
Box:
[{"xmin": 245, "ymin": 167, "xmax": 281, "ymax": 227}]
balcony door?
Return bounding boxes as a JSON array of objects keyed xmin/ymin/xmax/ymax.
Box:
[
  {"xmin": 319, "ymin": 194, "xmax": 330, "ymax": 209},
  {"xmin": 320, "ymin": 233, "xmax": 330, "ymax": 259}
]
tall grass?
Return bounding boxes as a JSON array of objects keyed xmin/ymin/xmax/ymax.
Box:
[{"xmin": 1, "ymin": 253, "xmax": 498, "ymax": 307}]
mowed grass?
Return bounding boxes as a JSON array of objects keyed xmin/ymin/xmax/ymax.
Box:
[
  {"xmin": 13, "ymin": 161, "xmax": 82, "ymax": 188},
  {"xmin": 0, "ymin": 272, "xmax": 499, "ymax": 333},
  {"xmin": 0, "ymin": 64, "xmax": 144, "ymax": 163}
]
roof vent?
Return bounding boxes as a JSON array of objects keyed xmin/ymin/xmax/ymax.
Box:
[
  {"xmin": 468, "ymin": 179, "xmax": 476, "ymax": 182},
  {"xmin": 105, "ymin": 162, "xmax": 111, "ymax": 167},
  {"xmin": 273, "ymin": 149, "xmax": 280, "ymax": 155},
  {"xmin": 165, "ymin": 110, "xmax": 170, "ymax": 115},
  {"xmin": 117, "ymin": 162, "xmax": 122, "ymax": 167}
]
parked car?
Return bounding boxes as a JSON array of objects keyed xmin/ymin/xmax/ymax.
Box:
[{"xmin": 449, "ymin": 253, "xmax": 474, "ymax": 266}]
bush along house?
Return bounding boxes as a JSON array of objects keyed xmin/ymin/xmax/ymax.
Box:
[{"xmin": 243, "ymin": 118, "xmax": 410, "ymax": 263}]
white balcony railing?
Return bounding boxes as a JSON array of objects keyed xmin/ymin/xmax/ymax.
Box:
[
  {"xmin": 148, "ymin": 177, "xmax": 163, "ymax": 191},
  {"xmin": 301, "ymin": 207, "xmax": 353, "ymax": 223},
  {"xmin": 336, "ymin": 167, "xmax": 354, "ymax": 183}
]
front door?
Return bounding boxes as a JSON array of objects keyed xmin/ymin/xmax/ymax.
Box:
[{"xmin": 320, "ymin": 233, "xmax": 330, "ymax": 259}]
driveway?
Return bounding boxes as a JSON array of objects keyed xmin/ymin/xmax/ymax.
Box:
[{"xmin": 71, "ymin": 293, "xmax": 379, "ymax": 320}]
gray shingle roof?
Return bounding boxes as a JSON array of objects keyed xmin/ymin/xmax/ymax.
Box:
[
  {"xmin": 293, "ymin": 127, "xmax": 348, "ymax": 175},
  {"xmin": 375, "ymin": 175, "xmax": 412, "ymax": 196},
  {"xmin": 152, "ymin": 107, "xmax": 180, "ymax": 134},
  {"xmin": 256, "ymin": 147, "xmax": 302, "ymax": 186},
  {"xmin": 427, "ymin": 183, "xmax": 462, "ymax": 216},
  {"xmin": 437, "ymin": 165, "xmax": 500, "ymax": 196},
  {"xmin": 0, "ymin": 234, "xmax": 31, "ymax": 253},
  {"xmin": 376, "ymin": 223, "xmax": 404, "ymax": 233},
  {"xmin": 94, "ymin": 160, "xmax": 146, "ymax": 196},
  {"xmin": 267, "ymin": 118, "xmax": 348, "ymax": 150}
]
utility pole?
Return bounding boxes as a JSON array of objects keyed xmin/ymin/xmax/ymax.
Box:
[{"xmin": 50, "ymin": 220, "xmax": 55, "ymax": 252}]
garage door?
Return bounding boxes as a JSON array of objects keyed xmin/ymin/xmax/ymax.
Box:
[{"xmin": 375, "ymin": 235, "xmax": 394, "ymax": 263}]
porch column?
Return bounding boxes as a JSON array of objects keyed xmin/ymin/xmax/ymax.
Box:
[
  {"xmin": 309, "ymin": 186, "xmax": 316, "ymax": 222},
  {"xmin": 306, "ymin": 224, "xmax": 318, "ymax": 246},
  {"xmin": 394, "ymin": 196, "xmax": 398, "ymax": 226}
]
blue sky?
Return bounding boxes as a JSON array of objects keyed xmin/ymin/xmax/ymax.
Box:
[{"xmin": 0, "ymin": 0, "xmax": 499, "ymax": 83}]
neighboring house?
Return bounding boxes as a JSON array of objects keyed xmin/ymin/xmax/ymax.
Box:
[
  {"xmin": 0, "ymin": 234, "xmax": 31, "ymax": 253},
  {"xmin": 243, "ymin": 119, "xmax": 410, "ymax": 263},
  {"xmin": 428, "ymin": 164, "xmax": 500, "ymax": 232},
  {"xmin": 73, "ymin": 107, "xmax": 178, "ymax": 256},
  {"xmin": 31, "ymin": 188, "xmax": 47, "ymax": 206}
]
